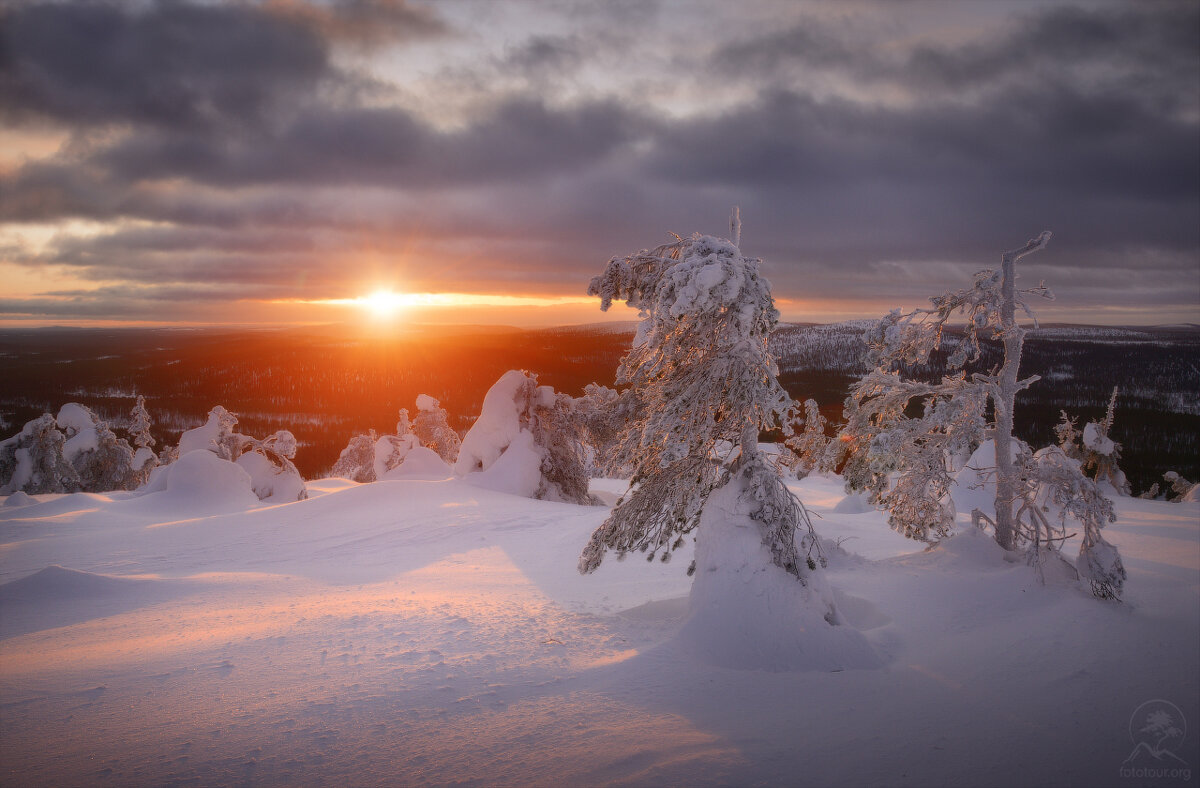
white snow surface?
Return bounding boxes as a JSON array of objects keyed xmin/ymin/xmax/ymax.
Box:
[
  {"xmin": 415, "ymin": 393, "xmax": 440, "ymax": 412},
  {"xmin": 1, "ymin": 472, "xmax": 1197, "ymax": 786}
]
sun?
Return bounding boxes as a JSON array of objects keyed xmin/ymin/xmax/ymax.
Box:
[{"xmin": 361, "ymin": 290, "xmax": 407, "ymax": 319}]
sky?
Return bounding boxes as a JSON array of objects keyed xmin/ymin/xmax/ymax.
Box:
[{"xmin": 1, "ymin": 0, "xmax": 1197, "ymax": 327}]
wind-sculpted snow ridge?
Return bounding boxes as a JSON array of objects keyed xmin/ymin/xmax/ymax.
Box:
[{"xmin": 0, "ymin": 474, "xmax": 1195, "ymax": 786}]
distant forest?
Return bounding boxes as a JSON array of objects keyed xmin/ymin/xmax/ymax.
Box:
[{"xmin": 1, "ymin": 322, "xmax": 1197, "ymax": 494}]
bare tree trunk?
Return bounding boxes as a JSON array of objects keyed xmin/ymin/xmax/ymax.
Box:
[{"xmin": 991, "ymin": 232, "xmax": 1050, "ymax": 550}]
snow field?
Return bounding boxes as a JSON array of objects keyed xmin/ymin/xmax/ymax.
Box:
[{"xmin": 1, "ymin": 473, "xmax": 1197, "ymax": 786}]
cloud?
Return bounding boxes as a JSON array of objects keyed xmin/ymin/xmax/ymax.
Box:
[
  {"xmin": 0, "ymin": 0, "xmax": 1196, "ymax": 324},
  {"xmin": 0, "ymin": 0, "xmax": 448, "ymax": 130}
]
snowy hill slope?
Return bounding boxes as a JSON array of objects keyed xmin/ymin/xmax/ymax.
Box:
[{"xmin": 1, "ymin": 476, "xmax": 1197, "ymax": 786}]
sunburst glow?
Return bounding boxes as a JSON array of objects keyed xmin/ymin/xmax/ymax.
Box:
[{"xmin": 361, "ymin": 290, "xmax": 408, "ymax": 319}]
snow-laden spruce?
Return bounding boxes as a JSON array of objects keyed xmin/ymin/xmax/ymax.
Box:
[
  {"xmin": 455, "ymin": 370, "xmax": 592, "ymax": 504},
  {"xmin": 840, "ymin": 232, "xmax": 1126, "ymax": 599},
  {"xmin": 412, "ymin": 395, "xmax": 461, "ymax": 465},
  {"xmin": 577, "ymin": 224, "xmax": 877, "ymax": 669},
  {"xmin": 0, "ymin": 403, "xmax": 153, "ymax": 495}
]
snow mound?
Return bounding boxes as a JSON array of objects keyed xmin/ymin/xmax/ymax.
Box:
[
  {"xmin": 3, "ymin": 491, "xmax": 35, "ymax": 508},
  {"xmin": 0, "ymin": 565, "xmax": 144, "ymax": 602},
  {"xmin": 236, "ymin": 451, "xmax": 306, "ymax": 503},
  {"xmin": 949, "ymin": 439, "xmax": 1016, "ymax": 520},
  {"xmin": 415, "ymin": 394, "xmax": 440, "ymax": 411},
  {"xmin": 676, "ymin": 480, "xmax": 883, "ymax": 672},
  {"xmin": 924, "ymin": 525, "xmax": 1010, "ymax": 569},
  {"xmin": 137, "ymin": 450, "xmax": 259, "ymax": 510},
  {"xmin": 832, "ymin": 491, "xmax": 872, "ymax": 514},
  {"xmin": 380, "ymin": 446, "xmax": 453, "ymax": 481},
  {"xmin": 461, "ymin": 430, "xmax": 542, "ymax": 497}
]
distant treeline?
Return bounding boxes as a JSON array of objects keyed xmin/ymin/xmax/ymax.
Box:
[{"xmin": 1, "ymin": 322, "xmax": 1196, "ymax": 493}]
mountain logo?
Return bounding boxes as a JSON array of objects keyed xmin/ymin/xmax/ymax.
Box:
[{"xmin": 1121, "ymin": 699, "xmax": 1190, "ymax": 782}]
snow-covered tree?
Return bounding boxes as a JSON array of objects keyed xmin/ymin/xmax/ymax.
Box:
[
  {"xmin": 374, "ymin": 409, "xmax": 420, "ymax": 479},
  {"xmin": 1053, "ymin": 410, "xmax": 1082, "ymax": 459},
  {"xmin": 129, "ymin": 395, "xmax": 155, "ymax": 450},
  {"xmin": 841, "ymin": 232, "xmax": 1125, "ymax": 598},
  {"xmin": 0, "ymin": 413, "xmax": 82, "ymax": 495},
  {"xmin": 780, "ymin": 399, "xmax": 833, "ymax": 479},
  {"xmin": 412, "ymin": 395, "xmax": 461, "ymax": 464},
  {"xmin": 57, "ymin": 403, "xmax": 138, "ymax": 492},
  {"xmin": 1078, "ymin": 387, "xmax": 1130, "ymax": 495},
  {"xmin": 332, "ymin": 429, "xmax": 379, "ymax": 482},
  {"xmin": 235, "ymin": 429, "xmax": 307, "ymax": 502},
  {"xmin": 126, "ymin": 395, "xmax": 159, "ymax": 486},
  {"xmin": 455, "ymin": 370, "xmax": 593, "ymax": 504},
  {"xmin": 177, "ymin": 405, "xmax": 243, "ymax": 460},
  {"xmin": 169, "ymin": 406, "xmax": 306, "ymax": 501},
  {"xmin": 577, "ymin": 230, "xmax": 822, "ymax": 580}
]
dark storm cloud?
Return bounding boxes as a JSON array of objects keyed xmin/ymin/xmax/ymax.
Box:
[
  {"xmin": 1, "ymin": 0, "xmax": 1196, "ymax": 323},
  {"xmin": 0, "ymin": 1, "xmax": 326, "ymax": 129},
  {"xmin": 0, "ymin": 98, "xmax": 645, "ymax": 219}
]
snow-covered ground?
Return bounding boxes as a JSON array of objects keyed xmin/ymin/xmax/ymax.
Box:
[{"xmin": 1, "ymin": 474, "xmax": 1197, "ymax": 786}]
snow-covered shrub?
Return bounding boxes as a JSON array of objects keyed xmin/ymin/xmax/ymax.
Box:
[
  {"xmin": 577, "ymin": 225, "xmax": 823, "ymax": 585},
  {"xmin": 170, "ymin": 407, "xmax": 306, "ymax": 501},
  {"xmin": 840, "ymin": 232, "xmax": 1125, "ymax": 599},
  {"xmin": 331, "ymin": 430, "xmax": 379, "ymax": 482},
  {"xmin": 0, "ymin": 414, "xmax": 82, "ymax": 495},
  {"xmin": 177, "ymin": 406, "xmax": 242, "ymax": 460},
  {"xmin": 1163, "ymin": 471, "xmax": 1198, "ymax": 502},
  {"xmin": 236, "ymin": 430, "xmax": 307, "ymax": 502},
  {"xmin": 412, "ymin": 395, "xmax": 461, "ymax": 464},
  {"xmin": 57, "ymin": 403, "xmax": 139, "ymax": 492},
  {"xmin": 455, "ymin": 370, "xmax": 592, "ymax": 503},
  {"xmin": 374, "ymin": 409, "xmax": 419, "ymax": 479}
]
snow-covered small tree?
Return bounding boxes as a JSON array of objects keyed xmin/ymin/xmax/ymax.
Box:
[
  {"xmin": 1079, "ymin": 387, "xmax": 1130, "ymax": 495},
  {"xmin": 577, "ymin": 229, "xmax": 822, "ymax": 580},
  {"xmin": 1163, "ymin": 471, "xmax": 1198, "ymax": 502},
  {"xmin": 374, "ymin": 409, "xmax": 420, "ymax": 479},
  {"xmin": 169, "ymin": 406, "xmax": 306, "ymax": 501},
  {"xmin": 780, "ymin": 399, "xmax": 832, "ymax": 479},
  {"xmin": 0, "ymin": 413, "xmax": 82, "ymax": 494},
  {"xmin": 235, "ymin": 429, "xmax": 307, "ymax": 502},
  {"xmin": 575, "ymin": 223, "xmax": 879, "ymax": 671},
  {"xmin": 177, "ymin": 405, "xmax": 243, "ymax": 460},
  {"xmin": 129, "ymin": 395, "xmax": 155, "ymax": 450},
  {"xmin": 841, "ymin": 232, "xmax": 1125, "ymax": 598},
  {"xmin": 1053, "ymin": 410, "xmax": 1082, "ymax": 459},
  {"xmin": 412, "ymin": 395, "xmax": 461, "ymax": 464},
  {"xmin": 332, "ymin": 429, "xmax": 379, "ymax": 482},
  {"xmin": 455, "ymin": 370, "xmax": 593, "ymax": 504},
  {"xmin": 126, "ymin": 395, "xmax": 159, "ymax": 486},
  {"xmin": 56, "ymin": 403, "xmax": 138, "ymax": 492}
]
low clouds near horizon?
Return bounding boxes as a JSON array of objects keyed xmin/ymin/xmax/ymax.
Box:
[{"xmin": 2, "ymin": 0, "xmax": 1197, "ymax": 325}]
